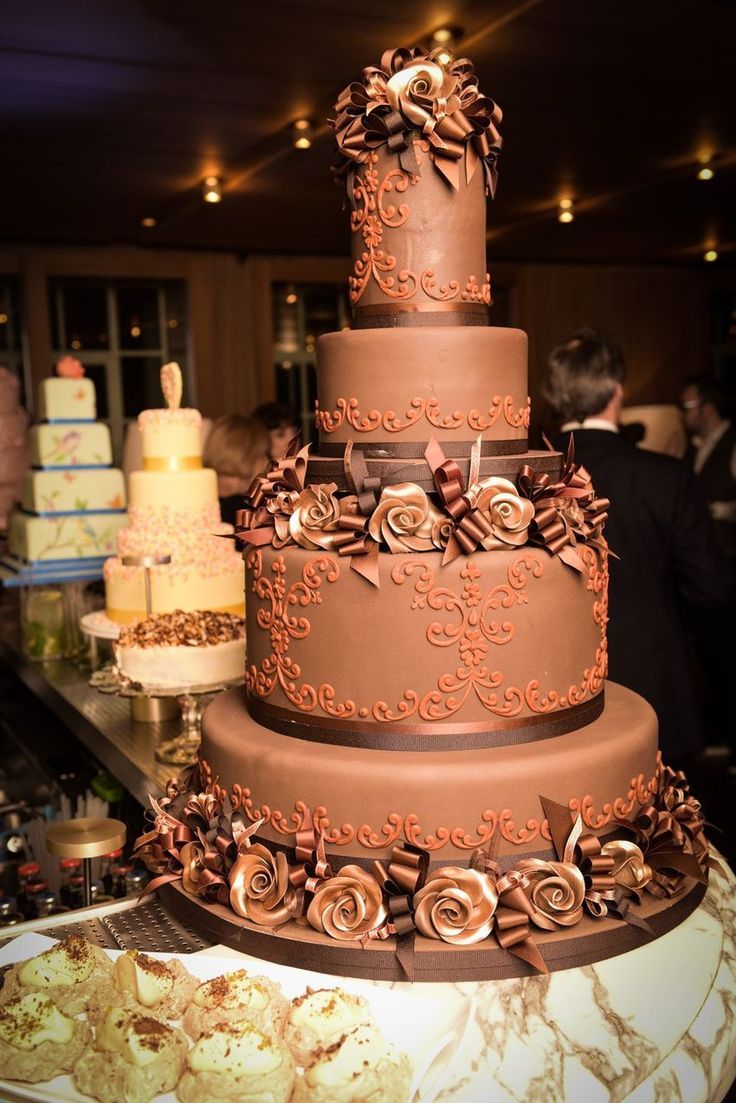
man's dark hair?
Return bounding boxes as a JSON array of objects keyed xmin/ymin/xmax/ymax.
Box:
[
  {"xmin": 681, "ymin": 374, "xmax": 726, "ymax": 414},
  {"xmin": 251, "ymin": 401, "xmax": 300, "ymax": 431},
  {"xmin": 544, "ymin": 327, "xmax": 626, "ymax": 423}
]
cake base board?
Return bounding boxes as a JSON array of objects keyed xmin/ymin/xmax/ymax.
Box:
[{"xmin": 160, "ymin": 875, "xmax": 705, "ymax": 982}]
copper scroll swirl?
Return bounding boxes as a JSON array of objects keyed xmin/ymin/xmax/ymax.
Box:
[
  {"xmin": 199, "ymin": 755, "xmax": 663, "ymax": 853},
  {"xmin": 244, "ymin": 545, "xmax": 607, "ymax": 727},
  {"xmin": 349, "ymin": 150, "xmax": 491, "ymax": 307},
  {"xmin": 315, "ymin": 394, "xmax": 531, "ymax": 435}
]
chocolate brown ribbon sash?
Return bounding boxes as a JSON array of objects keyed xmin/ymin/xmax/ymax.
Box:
[{"xmin": 341, "ymin": 441, "xmax": 381, "ymax": 585}]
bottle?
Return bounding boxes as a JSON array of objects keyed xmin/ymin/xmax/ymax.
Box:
[
  {"xmin": 23, "ymin": 880, "xmax": 50, "ymax": 920},
  {"xmin": 111, "ymin": 862, "xmax": 133, "ymax": 899},
  {"xmin": 101, "ymin": 848, "xmax": 123, "ymax": 896},
  {"xmin": 59, "ymin": 858, "xmax": 82, "ymax": 907},
  {"xmin": 124, "ymin": 868, "xmax": 148, "ymax": 898},
  {"xmin": 35, "ymin": 890, "xmax": 69, "ymax": 918},
  {"xmin": 0, "ymin": 896, "xmax": 24, "ymax": 927},
  {"xmin": 67, "ymin": 874, "xmax": 84, "ymax": 910}
]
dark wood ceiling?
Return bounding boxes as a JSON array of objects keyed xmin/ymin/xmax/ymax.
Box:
[{"xmin": 1, "ymin": 0, "xmax": 734, "ymax": 264}]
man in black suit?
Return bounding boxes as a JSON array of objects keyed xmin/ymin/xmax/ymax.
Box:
[{"xmin": 544, "ymin": 328, "xmax": 729, "ymax": 763}]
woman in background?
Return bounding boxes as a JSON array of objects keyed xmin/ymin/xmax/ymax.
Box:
[{"xmin": 203, "ymin": 415, "xmax": 270, "ymax": 527}]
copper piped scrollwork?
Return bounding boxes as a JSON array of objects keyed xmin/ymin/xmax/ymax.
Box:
[{"xmin": 349, "ymin": 150, "xmax": 491, "ymax": 306}]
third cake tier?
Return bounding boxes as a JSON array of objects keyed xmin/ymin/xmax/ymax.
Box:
[{"xmin": 244, "ymin": 542, "xmax": 607, "ymax": 745}]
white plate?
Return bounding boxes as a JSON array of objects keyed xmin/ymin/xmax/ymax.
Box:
[{"xmin": 0, "ymin": 933, "xmax": 475, "ymax": 1103}]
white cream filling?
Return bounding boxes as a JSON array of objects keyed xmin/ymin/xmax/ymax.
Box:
[
  {"xmin": 189, "ymin": 1022, "xmax": 282, "ymax": 1077},
  {"xmin": 305, "ymin": 1025, "xmax": 390, "ymax": 1089},
  {"xmin": 0, "ymin": 992, "xmax": 74, "ymax": 1051}
]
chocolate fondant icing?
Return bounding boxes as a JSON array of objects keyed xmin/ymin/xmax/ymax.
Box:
[{"xmin": 160, "ymin": 45, "xmax": 714, "ymax": 981}]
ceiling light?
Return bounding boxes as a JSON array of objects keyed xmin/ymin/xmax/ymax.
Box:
[
  {"xmin": 140, "ymin": 216, "xmax": 157, "ymax": 228},
  {"xmin": 704, "ymin": 249, "xmax": 718, "ymax": 263},
  {"xmin": 293, "ymin": 119, "xmax": 312, "ymax": 150},
  {"xmin": 697, "ymin": 154, "xmax": 715, "ymax": 181},
  {"xmin": 432, "ymin": 27, "xmax": 457, "ymax": 65},
  {"xmin": 202, "ymin": 176, "xmax": 222, "ymax": 203},
  {"xmin": 558, "ymin": 198, "xmax": 575, "ymax": 223},
  {"xmin": 0, "ymin": 313, "xmax": 7, "ymax": 325}
]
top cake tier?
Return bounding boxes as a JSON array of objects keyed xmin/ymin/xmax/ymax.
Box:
[
  {"xmin": 332, "ymin": 47, "xmax": 501, "ymax": 326},
  {"xmin": 39, "ymin": 377, "xmax": 96, "ymax": 421},
  {"xmin": 138, "ymin": 407, "xmax": 202, "ymax": 471}
]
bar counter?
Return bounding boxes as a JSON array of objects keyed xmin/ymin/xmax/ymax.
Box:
[{"xmin": 0, "ymin": 596, "xmax": 171, "ymax": 807}]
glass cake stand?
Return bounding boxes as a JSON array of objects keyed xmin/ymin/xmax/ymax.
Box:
[{"xmin": 90, "ymin": 665, "xmax": 243, "ymax": 765}]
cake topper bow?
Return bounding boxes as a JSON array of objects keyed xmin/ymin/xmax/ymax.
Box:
[{"xmin": 160, "ymin": 361, "xmax": 183, "ymax": 410}]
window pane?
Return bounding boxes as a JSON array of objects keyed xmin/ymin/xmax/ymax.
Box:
[
  {"xmin": 275, "ymin": 361, "xmax": 300, "ymax": 411},
  {"xmin": 163, "ymin": 282, "xmax": 188, "ymax": 361},
  {"xmin": 61, "ymin": 285, "xmax": 109, "ymax": 350},
  {"xmin": 117, "ymin": 287, "xmax": 161, "ymax": 350},
  {"xmin": 302, "ymin": 284, "xmax": 342, "ymax": 343},
  {"xmin": 273, "ymin": 283, "xmax": 300, "ymax": 356},
  {"xmin": 121, "ymin": 356, "xmax": 165, "ymax": 418},
  {"xmin": 83, "ymin": 364, "xmax": 109, "ymax": 419}
]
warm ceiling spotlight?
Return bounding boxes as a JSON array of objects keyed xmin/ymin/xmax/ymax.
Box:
[
  {"xmin": 704, "ymin": 248, "xmax": 718, "ymax": 262},
  {"xmin": 558, "ymin": 198, "xmax": 575, "ymax": 223},
  {"xmin": 431, "ymin": 28, "xmax": 456, "ymax": 65},
  {"xmin": 697, "ymin": 153, "xmax": 715, "ymax": 181},
  {"xmin": 293, "ymin": 119, "xmax": 313, "ymax": 150},
  {"xmin": 0, "ymin": 312, "xmax": 7, "ymax": 325},
  {"xmin": 285, "ymin": 288, "xmax": 298, "ymax": 305},
  {"xmin": 202, "ymin": 175, "xmax": 222, "ymax": 203},
  {"xmin": 140, "ymin": 216, "xmax": 157, "ymax": 228}
]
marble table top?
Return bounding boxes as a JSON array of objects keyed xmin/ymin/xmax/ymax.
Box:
[{"xmin": 200, "ymin": 859, "xmax": 736, "ymax": 1103}]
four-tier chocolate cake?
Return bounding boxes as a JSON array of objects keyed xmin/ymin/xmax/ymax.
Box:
[{"xmin": 137, "ymin": 46, "xmax": 712, "ymax": 981}]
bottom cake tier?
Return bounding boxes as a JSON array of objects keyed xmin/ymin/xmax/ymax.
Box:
[
  {"xmin": 136, "ymin": 681, "xmax": 711, "ymax": 982},
  {"xmin": 200, "ymin": 682, "xmax": 659, "ymax": 863}
]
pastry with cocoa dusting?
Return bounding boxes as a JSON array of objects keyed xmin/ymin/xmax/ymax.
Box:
[
  {"xmin": 0, "ymin": 992, "xmax": 91, "ymax": 1083},
  {"xmin": 183, "ymin": 968, "xmax": 288, "ymax": 1040},
  {"xmin": 0, "ymin": 936, "xmax": 113, "ymax": 1016},
  {"xmin": 74, "ymin": 1006, "xmax": 187, "ymax": 1103},
  {"xmin": 88, "ymin": 950, "xmax": 198, "ymax": 1027},
  {"xmin": 293, "ymin": 1023, "xmax": 412, "ymax": 1103},
  {"xmin": 176, "ymin": 1019, "xmax": 295, "ymax": 1103},
  {"xmin": 283, "ymin": 987, "xmax": 375, "ymax": 1067}
]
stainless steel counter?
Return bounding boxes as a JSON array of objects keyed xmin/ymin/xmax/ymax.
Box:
[{"xmin": 0, "ymin": 598, "xmax": 172, "ymax": 807}]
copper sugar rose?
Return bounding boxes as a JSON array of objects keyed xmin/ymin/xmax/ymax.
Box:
[
  {"xmin": 413, "ymin": 866, "xmax": 497, "ymax": 945},
  {"xmin": 306, "ymin": 865, "xmax": 387, "ymax": 940},
  {"xmin": 229, "ymin": 844, "xmax": 293, "ymax": 927}
]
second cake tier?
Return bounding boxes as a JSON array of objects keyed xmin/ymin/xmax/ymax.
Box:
[{"xmin": 316, "ymin": 326, "xmax": 529, "ymax": 457}]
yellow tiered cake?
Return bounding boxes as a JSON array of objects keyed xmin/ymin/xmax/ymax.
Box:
[{"xmin": 104, "ymin": 363, "xmax": 244, "ymax": 624}]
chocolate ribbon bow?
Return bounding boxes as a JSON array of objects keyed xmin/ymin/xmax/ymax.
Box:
[
  {"xmin": 425, "ymin": 435, "xmax": 485, "ymax": 563},
  {"xmin": 333, "ymin": 46, "xmax": 502, "ymax": 196},
  {"xmin": 518, "ymin": 437, "xmax": 610, "ymax": 572},
  {"xmin": 133, "ymin": 794, "xmax": 229, "ymax": 905},
  {"xmin": 234, "ymin": 437, "xmax": 309, "ymax": 549},
  {"xmin": 370, "ymin": 842, "xmax": 430, "ymax": 978},
  {"xmin": 288, "ymin": 806, "xmax": 333, "ymax": 916}
]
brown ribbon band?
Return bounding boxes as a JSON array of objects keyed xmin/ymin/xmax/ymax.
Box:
[
  {"xmin": 318, "ymin": 438, "xmax": 528, "ymax": 459},
  {"xmin": 307, "ymin": 450, "xmax": 562, "ymax": 494},
  {"xmin": 353, "ymin": 301, "xmax": 489, "ymax": 316},
  {"xmin": 246, "ymin": 691, "xmax": 604, "ymax": 750},
  {"xmin": 160, "ymin": 875, "xmax": 705, "ymax": 983}
]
